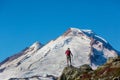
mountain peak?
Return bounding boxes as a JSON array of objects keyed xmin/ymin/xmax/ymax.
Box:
[
  {"xmin": 70, "ymin": 27, "xmax": 81, "ymax": 31},
  {"xmin": 63, "ymin": 27, "xmax": 94, "ymax": 37},
  {"xmin": 70, "ymin": 27, "xmax": 93, "ymax": 33},
  {"xmin": 29, "ymin": 41, "xmax": 43, "ymax": 51},
  {"xmin": 0, "ymin": 27, "xmax": 119, "ymax": 80},
  {"xmin": 63, "ymin": 27, "xmax": 82, "ymax": 36}
]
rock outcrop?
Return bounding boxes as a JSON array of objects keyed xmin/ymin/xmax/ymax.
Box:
[{"xmin": 58, "ymin": 56, "xmax": 120, "ymax": 80}]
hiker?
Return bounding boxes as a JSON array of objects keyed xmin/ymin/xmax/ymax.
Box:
[{"xmin": 65, "ymin": 48, "xmax": 73, "ymax": 66}]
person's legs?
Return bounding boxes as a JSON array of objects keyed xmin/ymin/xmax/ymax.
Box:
[
  {"xmin": 67, "ymin": 56, "xmax": 69, "ymax": 66},
  {"xmin": 66, "ymin": 56, "xmax": 72, "ymax": 66},
  {"xmin": 69, "ymin": 57, "xmax": 71, "ymax": 66}
]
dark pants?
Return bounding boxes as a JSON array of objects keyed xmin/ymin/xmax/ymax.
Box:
[{"xmin": 66, "ymin": 55, "xmax": 71, "ymax": 66}]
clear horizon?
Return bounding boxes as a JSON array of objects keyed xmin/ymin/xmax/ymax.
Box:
[{"xmin": 0, "ymin": 0, "xmax": 120, "ymax": 62}]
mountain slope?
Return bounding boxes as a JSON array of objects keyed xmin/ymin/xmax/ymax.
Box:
[
  {"xmin": 0, "ymin": 28, "xmax": 119, "ymax": 80},
  {"xmin": 0, "ymin": 41, "xmax": 42, "ymax": 66}
]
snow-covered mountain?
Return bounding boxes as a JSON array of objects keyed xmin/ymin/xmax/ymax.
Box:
[{"xmin": 0, "ymin": 28, "xmax": 119, "ymax": 80}]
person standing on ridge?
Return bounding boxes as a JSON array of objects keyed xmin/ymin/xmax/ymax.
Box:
[{"xmin": 65, "ymin": 48, "xmax": 73, "ymax": 66}]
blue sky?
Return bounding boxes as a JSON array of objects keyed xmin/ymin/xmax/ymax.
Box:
[{"xmin": 0, "ymin": 0, "xmax": 120, "ymax": 62}]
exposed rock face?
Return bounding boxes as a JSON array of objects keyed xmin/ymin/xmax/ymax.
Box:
[
  {"xmin": 58, "ymin": 56, "xmax": 120, "ymax": 80},
  {"xmin": 58, "ymin": 65, "xmax": 93, "ymax": 80}
]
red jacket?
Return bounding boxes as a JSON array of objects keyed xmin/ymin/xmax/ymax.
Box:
[{"xmin": 65, "ymin": 50, "xmax": 71, "ymax": 56}]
